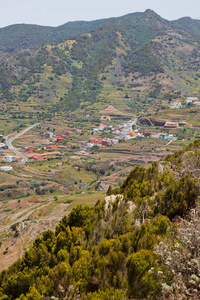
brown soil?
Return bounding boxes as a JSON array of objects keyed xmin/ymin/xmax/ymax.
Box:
[{"xmin": 99, "ymin": 105, "xmax": 125, "ymax": 115}]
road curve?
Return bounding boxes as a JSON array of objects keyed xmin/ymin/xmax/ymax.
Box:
[
  {"xmin": 5, "ymin": 123, "xmax": 40, "ymax": 164},
  {"xmin": 0, "ymin": 202, "xmax": 51, "ymax": 232}
]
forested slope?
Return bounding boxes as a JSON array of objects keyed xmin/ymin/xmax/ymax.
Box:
[
  {"xmin": 0, "ymin": 140, "xmax": 200, "ymax": 299},
  {"xmin": 2, "ymin": 9, "xmax": 200, "ymax": 115}
]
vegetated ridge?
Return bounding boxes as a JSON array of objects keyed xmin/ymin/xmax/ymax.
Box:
[
  {"xmin": 1, "ymin": 9, "xmax": 200, "ymax": 117},
  {"xmin": 0, "ymin": 139, "xmax": 200, "ymax": 299}
]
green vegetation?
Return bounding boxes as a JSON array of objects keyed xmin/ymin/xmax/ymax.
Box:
[
  {"xmin": 2, "ymin": 9, "xmax": 200, "ymax": 118},
  {"xmin": 0, "ymin": 140, "xmax": 200, "ymax": 299}
]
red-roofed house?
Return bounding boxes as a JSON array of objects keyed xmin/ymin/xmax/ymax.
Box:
[
  {"xmin": 55, "ymin": 137, "xmax": 64, "ymax": 143},
  {"xmin": 65, "ymin": 131, "xmax": 73, "ymax": 137},
  {"xmin": 24, "ymin": 146, "xmax": 34, "ymax": 153},
  {"xmin": 102, "ymin": 140, "xmax": 109, "ymax": 146},
  {"xmin": 89, "ymin": 138, "xmax": 100, "ymax": 144},
  {"xmin": 46, "ymin": 145, "xmax": 58, "ymax": 150},
  {"xmin": 32, "ymin": 155, "xmax": 48, "ymax": 161}
]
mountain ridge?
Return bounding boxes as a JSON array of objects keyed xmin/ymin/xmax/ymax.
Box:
[
  {"xmin": 1, "ymin": 9, "xmax": 200, "ymax": 116},
  {"xmin": 0, "ymin": 10, "xmax": 199, "ymax": 53}
]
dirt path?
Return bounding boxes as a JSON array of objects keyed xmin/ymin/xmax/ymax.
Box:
[
  {"xmin": 158, "ymin": 140, "xmax": 173, "ymax": 151},
  {"xmin": 5, "ymin": 123, "xmax": 40, "ymax": 164},
  {"xmin": 0, "ymin": 202, "xmax": 51, "ymax": 232}
]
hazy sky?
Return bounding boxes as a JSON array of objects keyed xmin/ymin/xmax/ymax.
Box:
[{"xmin": 1, "ymin": 0, "xmax": 200, "ymax": 28}]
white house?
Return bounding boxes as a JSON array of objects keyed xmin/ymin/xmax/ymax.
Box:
[
  {"xmin": 186, "ymin": 97, "xmax": 198, "ymax": 104},
  {"xmin": 46, "ymin": 132, "xmax": 54, "ymax": 139},
  {"xmin": 0, "ymin": 166, "xmax": 13, "ymax": 171},
  {"xmin": 4, "ymin": 155, "xmax": 16, "ymax": 162},
  {"xmin": 170, "ymin": 102, "xmax": 182, "ymax": 109}
]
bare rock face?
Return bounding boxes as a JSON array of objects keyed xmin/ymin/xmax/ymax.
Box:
[{"xmin": 58, "ymin": 284, "xmax": 65, "ymax": 294}]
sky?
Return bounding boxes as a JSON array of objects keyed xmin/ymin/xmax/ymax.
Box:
[{"xmin": 1, "ymin": 0, "xmax": 200, "ymax": 28}]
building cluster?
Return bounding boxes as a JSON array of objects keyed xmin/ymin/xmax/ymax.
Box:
[
  {"xmin": 151, "ymin": 133, "xmax": 177, "ymax": 141},
  {"xmin": 170, "ymin": 97, "xmax": 200, "ymax": 109},
  {"xmin": 4, "ymin": 155, "xmax": 16, "ymax": 162},
  {"xmin": 186, "ymin": 97, "xmax": 200, "ymax": 106},
  {"xmin": 170, "ymin": 102, "xmax": 182, "ymax": 109},
  {"xmin": 86, "ymin": 119, "xmax": 144, "ymax": 147}
]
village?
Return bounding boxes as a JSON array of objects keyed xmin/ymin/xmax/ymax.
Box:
[
  {"xmin": 1, "ymin": 95, "xmax": 198, "ymax": 170},
  {"xmin": 0, "ymin": 113, "xmax": 181, "ymax": 170}
]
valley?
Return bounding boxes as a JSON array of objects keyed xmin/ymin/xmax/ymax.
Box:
[{"xmin": 0, "ymin": 9, "xmax": 200, "ymax": 299}]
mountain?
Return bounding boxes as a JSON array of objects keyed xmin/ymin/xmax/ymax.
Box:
[
  {"xmin": 0, "ymin": 16, "xmax": 119, "ymax": 53},
  {"xmin": 0, "ymin": 139, "xmax": 200, "ymax": 299},
  {"xmin": 173, "ymin": 17, "xmax": 200, "ymax": 42},
  {"xmin": 1, "ymin": 9, "xmax": 200, "ymax": 117}
]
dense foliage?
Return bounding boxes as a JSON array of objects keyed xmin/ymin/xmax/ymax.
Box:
[
  {"xmin": 1, "ymin": 9, "xmax": 200, "ymax": 112},
  {"xmin": 0, "ymin": 140, "xmax": 200, "ymax": 299}
]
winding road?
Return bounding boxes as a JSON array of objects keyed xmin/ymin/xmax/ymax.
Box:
[
  {"xmin": 5, "ymin": 123, "xmax": 40, "ymax": 164},
  {"xmin": 0, "ymin": 202, "xmax": 51, "ymax": 232}
]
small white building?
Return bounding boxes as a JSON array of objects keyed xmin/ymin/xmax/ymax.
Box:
[
  {"xmin": 0, "ymin": 166, "xmax": 13, "ymax": 171},
  {"xmin": 0, "ymin": 143, "xmax": 6, "ymax": 148},
  {"xmin": 170, "ymin": 102, "xmax": 182, "ymax": 109},
  {"xmin": 46, "ymin": 132, "xmax": 54, "ymax": 139},
  {"xmin": 4, "ymin": 155, "xmax": 16, "ymax": 162},
  {"xmin": 186, "ymin": 97, "xmax": 198, "ymax": 104}
]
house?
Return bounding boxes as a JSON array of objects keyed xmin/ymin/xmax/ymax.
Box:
[
  {"xmin": 164, "ymin": 122, "xmax": 179, "ymax": 128},
  {"xmin": 0, "ymin": 166, "xmax": 13, "ymax": 171},
  {"xmin": 92, "ymin": 128, "xmax": 99, "ymax": 133},
  {"xmin": 99, "ymin": 124, "xmax": 107, "ymax": 131},
  {"xmin": 46, "ymin": 132, "xmax": 54, "ymax": 139},
  {"xmin": 55, "ymin": 137, "xmax": 64, "ymax": 143},
  {"xmin": 65, "ymin": 131, "xmax": 73, "ymax": 137},
  {"xmin": 42, "ymin": 139, "xmax": 51, "ymax": 145},
  {"xmin": 0, "ymin": 134, "xmax": 4, "ymax": 139},
  {"xmin": 66, "ymin": 145, "xmax": 73, "ymax": 150},
  {"xmin": 32, "ymin": 155, "xmax": 48, "ymax": 161},
  {"xmin": 4, "ymin": 155, "xmax": 16, "ymax": 162},
  {"xmin": 112, "ymin": 128, "xmax": 121, "ymax": 135},
  {"xmin": 46, "ymin": 145, "xmax": 58, "ymax": 150},
  {"xmin": 128, "ymin": 132, "xmax": 137, "ymax": 138},
  {"xmin": 55, "ymin": 134, "xmax": 64, "ymax": 138},
  {"xmin": 0, "ymin": 143, "xmax": 6, "ymax": 148},
  {"xmin": 58, "ymin": 146, "xmax": 66, "ymax": 149},
  {"xmin": 186, "ymin": 97, "xmax": 198, "ymax": 103},
  {"xmin": 170, "ymin": 102, "xmax": 182, "ymax": 109},
  {"xmin": 87, "ymin": 143, "xmax": 94, "ymax": 148},
  {"xmin": 24, "ymin": 146, "xmax": 34, "ymax": 153},
  {"xmin": 89, "ymin": 138, "xmax": 100, "ymax": 144},
  {"xmin": 75, "ymin": 129, "xmax": 82, "ymax": 134},
  {"xmin": 102, "ymin": 140, "xmax": 109, "ymax": 146},
  {"xmin": 111, "ymin": 138, "xmax": 119, "ymax": 145}
]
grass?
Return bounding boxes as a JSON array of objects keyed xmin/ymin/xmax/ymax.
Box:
[{"xmin": 62, "ymin": 191, "xmax": 105, "ymax": 211}]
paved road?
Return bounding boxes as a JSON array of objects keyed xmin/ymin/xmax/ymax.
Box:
[
  {"xmin": 5, "ymin": 123, "xmax": 40, "ymax": 164},
  {"xmin": 0, "ymin": 202, "xmax": 51, "ymax": 232}
]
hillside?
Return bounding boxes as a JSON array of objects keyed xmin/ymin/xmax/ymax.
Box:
[
  {"xmin": 1, "ymin": 9, "xmax": 200, "ymax": 125},
  {"xmin": 0, "ymin": 18, "xmax": 118, "ymax": 53},
  {"xmin": 0, "ymin": 140, "xmax": 200, "ymax": 299}
]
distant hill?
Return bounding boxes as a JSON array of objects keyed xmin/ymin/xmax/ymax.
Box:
[
  {"xmin": 173, "ymin": 17, "xmax": 200, "ymax": 42},
  {"xmin": 1, "ymin": 9, "xmax": 200, "ymax": 114},
  {"xmin": 0, "ymin": 17, "xmax": 119, "ymax": 53}
]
